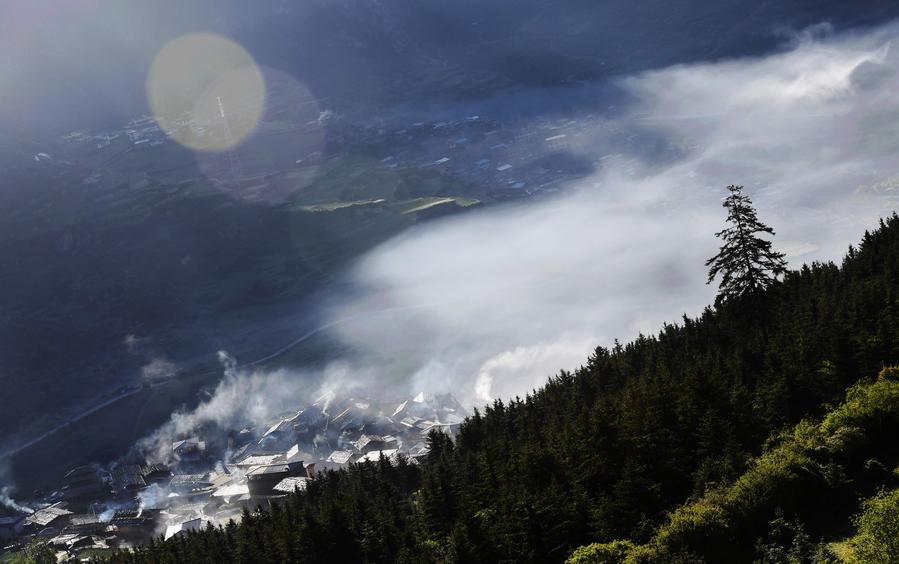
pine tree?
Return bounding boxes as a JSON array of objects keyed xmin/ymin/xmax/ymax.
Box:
[{"xmin": 706, "ymin": 185, "xmax": 787, "ymax": 304}]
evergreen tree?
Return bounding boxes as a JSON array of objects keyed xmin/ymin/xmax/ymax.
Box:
[{"xmin": 706, "ymin": 185, "xmax": 787, "ymax": 304}]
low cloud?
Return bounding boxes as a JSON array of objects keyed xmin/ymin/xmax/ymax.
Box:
[
  {"xmin": 135, "ymin": 22, "xmax": 899, "ymax": 447},
  {"xmin": 320, "ymin": 22, "xmax": 899, "ymax": 408}
]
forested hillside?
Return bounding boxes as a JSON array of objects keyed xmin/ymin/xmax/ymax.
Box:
[{"xmin": 105, "ymin": 212, "xmax": 899, "ymax": 564}]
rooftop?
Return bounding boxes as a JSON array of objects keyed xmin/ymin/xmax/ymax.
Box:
[
  {"xmin": 164, "ymin": 518, "xmax": 206, "ymax": 541},
  {"xmin": 326, "ymin": 450, "xmax": 356, "ymax": 464},
  {"xmin": 233, "ymin": 454, "xmax": 281, "ymax": 467},
  {"xmin": 247, "ymin": 463, "xmax": 302, "ymax": 478},
  {"xmin": 212, "ymin": 483, "xmax": 250, "ymax": 498},
  {"xmin": 169, "ymin": 474, "xmax": 211, "ymax": 488},
  {"xmin": 272, "ymin": 477, "xmax": 309, "ymax": 494},
  {"xmin": 25, "ymin": 503, "xmax": 72, "ymax": 527}
]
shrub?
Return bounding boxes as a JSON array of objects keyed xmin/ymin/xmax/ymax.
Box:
[
  {"xmin": 847, "ymin": 488, "xmax": 899, "ymax": 563},
  {"xmin": 820, "ymin": 379, "xmax": 899, "ymax": 437},
  {"xmin": 566, "ymin": 540, "xmax": 636, "ymax": 564}
]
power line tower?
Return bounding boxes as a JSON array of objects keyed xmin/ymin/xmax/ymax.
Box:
[{"xmin": 217, "ymin": 95, "xmax": 243, "ymax": 179}]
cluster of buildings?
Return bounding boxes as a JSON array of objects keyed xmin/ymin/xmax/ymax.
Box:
[
  {"xmin": 350, "ymin": 112, "xmax": 602, "ymax": 200},
  {"xmin": 0, "ymin": 392, "xmax": 466, "ymax": 561},
  {"xmin": 61, "ymin": 115, "xmax": 168, "ymax": 153},
  {"xmin": 41, "ymin": 101, "xmax": 607, "ymax": 213}
]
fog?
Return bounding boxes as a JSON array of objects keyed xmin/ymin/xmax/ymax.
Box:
[
  {"xmin": 137, "ymin": 22, "xmax": 899, "ymax": 450},
  {"xmin": 321, "ymin": 22, "xmax": 899, "ymax": 407}
]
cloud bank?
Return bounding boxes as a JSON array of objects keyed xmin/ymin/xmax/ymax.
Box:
[{"xmin": 321, "ymin": 22, "xmax": 899, "ymax": 407}]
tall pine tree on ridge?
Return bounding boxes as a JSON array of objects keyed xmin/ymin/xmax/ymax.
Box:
[{"xmin": 706, "ymin": 184, "xmax": 787, "ymax": 304}]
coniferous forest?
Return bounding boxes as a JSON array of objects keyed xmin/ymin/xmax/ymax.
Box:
[{"xmin": 103, "ymin": 212, "xmax": 899, "ymax": 563}]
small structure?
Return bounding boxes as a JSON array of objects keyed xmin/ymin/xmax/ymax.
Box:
[
  {"xmin": 164, "ymin": 517, "xmax": 206, "ymax": 541},
  {"xmin": 112, "ymin": 464, "xmax": 147, "ymax": 494},
  {"xmin": 49, "ymin": 532, "xmax": 94, "ymax": 550},
  {"xmin": 231, "ymin": 454, "xmax": 281, "ymax": 468},
  {"xmin": 292, "ymin": 407, "xmax": 328, "ymax": 438},
  {"xmin": 62, "ymin": 466, "xmax": 107, "ymax": 501},
  {"xmin": 354, "ymin": 435, "xmax": 397, "ymax": 454},
  {"xmin": 110, "ymin": 509, "xmax": 155, "ymax": 543},
  {"xmin": 325, "ymin": 450, "xmax": 359, "ymax": 466},
  {"xmin": 246, "ymin": 462, "xmax": 306, "ymax": 496},
  {"xmin": 272, "ymin": 477, "xmax": 308, "ymax": 494},
  {"xmin": 141, "ymin": 464, "xmax": 172, "ymax": 485},
  {"xmin": 212, "ymin": 483, "xmax": 250, "ymax": 500},
  {"xmin": 63, "ymin": 514, "xmax": 103, "ymax": 535},
  {"xmin": 24, "ymin": 502, "xmax": 73, "ymax": 532},
  {"xmin": 169, "ymin": 473, "xmax": 213, "ymax": 494},
  {"xmin": 110, "ymin": 510, "xmax": 147, "ymax": 528}
]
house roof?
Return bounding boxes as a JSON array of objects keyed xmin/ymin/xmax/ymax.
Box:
[
  {"xmin": 233, "ymin": 454, "xmax": 281, "ymax": 467},
  {"xmin": 247, "ymin": 463, "xmax": 300, "ymax": 477},
  {"xmin": 169, "ymin": 474, "xmax": 211, "ymax": 488},
  {"xmin": 262, "ymin": 420, "xmax": 286, "ymax": 437},
  {"xmin": 172, "ymin": 437, "xmax": 205, "ymax": 453},
  {"xmin": 113, "ymin": 465, "xmax": 147, "ymax": 490},
  {"xmin": 326, "ymin": 450, "xmax": 355, "ymax": 464},
  {"xmin": 272, "ymin": 477, "xmax": 309, "ymax": 494},
  {"xmin": 68, "ymin": 514, "xmax": 100, "ymax": 526},
  {"xmin": 212, "ymin": 484, "xmax": 250, "ymax": 498},
  {"xmin": 355, "ymin": 435, "xmax": 386, "ymax": 449},
  {"xmin": 358, "ymin": 449, "xmax": 400, "ymax": 463},
  {"xmin": 164, "ymin": 518, "xmax": 205, "ymax": 541},
  {"xmin": 25, "ymin": 503, "xmax": 72, "ymax": 527},
  {"xmin": 142, "ymin": 463, "xmax": 171, "ymax": 478}
]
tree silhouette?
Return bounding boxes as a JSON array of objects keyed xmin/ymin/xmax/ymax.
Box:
[{"xmin": 706, "ymin": 185, "xmax": 786, "ymax": 304}]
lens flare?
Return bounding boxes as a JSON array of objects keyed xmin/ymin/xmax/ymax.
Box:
[
  {"xmin": 146, "ymin": 33, "xmax": 265, "ymax": 152},
  {"xmin": 194, "ymin": 68, "xmax": 327, "ymax": 204}
]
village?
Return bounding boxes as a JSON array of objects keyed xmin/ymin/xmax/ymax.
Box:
[
  {"xmin": 0, "ymin": 391, "xmax": 467, "ymax": 561},
  {"xmin": 31, "ymin": 97, "xmax": 619, "ymax": 208},
  {"xmin": 0, "ymin": 97, "xmax": 623, "ymax": 562}
]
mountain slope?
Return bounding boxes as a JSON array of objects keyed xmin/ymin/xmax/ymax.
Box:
[
  {"xmin": 102, "ymin": 213, "xmax": 899, "ymax": 563},
  {"xmin": 569, "ymin": 366, "xmax": 899, "ymax": 562}
]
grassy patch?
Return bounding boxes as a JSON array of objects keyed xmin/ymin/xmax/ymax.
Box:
[
  {"xmin": 296, "ymin": 198, "xmax": 386, "ymax": 212},
  {"xmin": 399, "ymin": 196, "xmax": 480, "ymax": 214}
]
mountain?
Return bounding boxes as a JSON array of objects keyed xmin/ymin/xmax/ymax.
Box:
[
  {"xmin": 7, "ymin": 0, "xmax": 899, "ymax": 133},
  {"xmin": 90, "ymin": 213, "xmax": 899, "ymax": 563}
]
